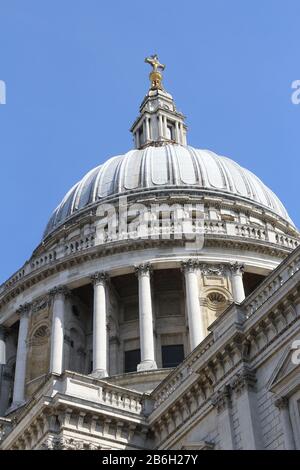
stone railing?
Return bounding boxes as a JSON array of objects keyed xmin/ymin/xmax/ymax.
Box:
[
  {"xmin": 57, "ymin": 372, "xmax": 144, "ymax": 416},
  {"xmin": 275, "ymin": 233, "xmax": 299, "ymax": 249},
  {"xmin": 244, "ymin": 247, "xmax": 300, "ymax": 318},
  {"xmin": 1, "ymin": 218, "xmax": 298, "ymax": 297},
  {"xmin": 100, "ymin": 384, "xmax": 143, "ymax": 414},
  {"xmin": 235, "ymin": 224, "xmax": 266, "ymax": 240},
  {"xmin": 151, "ymin": 333, "xmax": 214, "ymax": 410},
  {"xmin": 64, "ymin": 234, "xmax": 95, "ymax": 256}
]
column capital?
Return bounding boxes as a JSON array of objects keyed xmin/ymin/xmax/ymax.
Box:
[
  {"xmin": 17, "ymin": 302, "xmax": 32, "ymax": 317},
  {"xmin": 274, "ymin": 396, "xmax": 289, "ymax": 410},
  {"xmin": 91, "ymin": 271, "xmax": 108, "ymax": 286},
  {"xmin": 49, "ymin": 285, "xmax": 71, "ymax": 299},
  {"xmin": 230, "ymin": 262, "xmax": 245, "ymax": 275},
  {"xmin": 181, "ymin": 259, "xmax": 201, "ymax": 274},
  {"xmin": 135, "ymin": 262, "xmax": 152, "ymax": 277}
]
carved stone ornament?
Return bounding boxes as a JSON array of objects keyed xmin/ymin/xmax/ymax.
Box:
[
  {"xmin": 181, "ymin": 259, "xmax": 201, "ymax": 273},
  {"xmin": 17, "ymin": 302, "xmax": 32, "ymax": 316},
  {"xmin": 32, "ymin": 295, "xmax": 51, "ymax": 313},
  {"xmin": 44, "ymin": 437, "xmax": 101, "ymax": 450},
  {"xmin": 200, "ymin": 263, "xmax": 227, "ymax": 276},
  {"xmin": 91, "ymin": 271, "xmax": 108, "ymax": 285},
  {"xmin": 48, "ymin": 286, "xmax": 71, "ymax": 298},
  {"xmin": 230, "ymin": 262, "xmax": 245, "ymax": 275},
  {"xmin": 135, "ymin": 262, "xmax": 152, "ymax": 277}
]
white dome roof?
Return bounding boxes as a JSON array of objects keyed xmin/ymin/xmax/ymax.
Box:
[{"xmin": 44, "ymin": 145, "xmax": 294, "ymax": 237}]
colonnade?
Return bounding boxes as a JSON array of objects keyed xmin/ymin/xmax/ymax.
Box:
[{"xmin": 2, "ymin": 261, "xmax": 245, "ymax": 409}]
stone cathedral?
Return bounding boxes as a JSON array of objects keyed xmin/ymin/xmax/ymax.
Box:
[{"xmin": 0, "ymin": 56, "xmax": 300, "ymax": 450}]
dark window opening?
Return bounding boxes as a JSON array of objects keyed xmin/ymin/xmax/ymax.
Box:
[
  {"xmin": 124, "ymin": 349, "xmax": 141, "ymax": 373},
  {"xmin": 243, "ymin": 272, "xmax": 266, "ymax": 298},
  {"xmin": 167, "ymin": 123, "xmax": 175, "ymax": 140},
  {"xmin": 162, "ymin": 344, "xmax": 184, "ymax": 368}
]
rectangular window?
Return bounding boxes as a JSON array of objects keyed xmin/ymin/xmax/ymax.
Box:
[
  {"xmin": 124, "ymin": 349, "xmax": 141, "ymax": 373},
  {"xmin": 161, "ymin": 344, "xmax": 184, "ymax": 368}
]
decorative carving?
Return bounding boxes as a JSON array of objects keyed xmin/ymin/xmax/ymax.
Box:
[
  {"xmin": 230, "ymin": 262, "xmax": 245, "ymax": 275},
  {"xmin": 32, "ymin": 296, "xmax": 51, "ymax": 313},
  {"xmin": 200, "ymin": 263, "xmax": 227, "ymax": 276},
  {"xmin": 17, "ymin": 302, "xmax": 32, "ymax": 316},
  {"xmin": 135, "ymin": 262, "xmax": 152, "ymax": 277},
  {"xmin": 48, "ymin": 286, "xmax": 71, "ymax": 298},
  {"xmin": 31, "ymin": 324, "xmax": 49, "ymax": 346},
  {"xmin": 91, "ymin": 271, "xmax": 108, "ymax": 285},
  {"xmin": 181, "ymin": 259, "xmax": 200, "ymax": 274},
  {"xmin": 207, "ymin": 292, "xmax": 227, "ymax": 311}
]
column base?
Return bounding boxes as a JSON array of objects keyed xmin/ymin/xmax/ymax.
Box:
[
  {"xmin": 137, "ymin": 360, "xmax": 157, "ymax": 372},
  {"xmin": 90, "ymin": 369, "xmax": 108, "ymax": 379}
]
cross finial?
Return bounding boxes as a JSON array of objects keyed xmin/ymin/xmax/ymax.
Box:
[{"xmin": 144, "ymin": 54, "xmax": 165, "ymax": 90}]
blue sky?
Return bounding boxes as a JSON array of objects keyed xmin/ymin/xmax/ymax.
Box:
[{"xmin": 0, "ymin": 0, "xmax": 299, "ymax": 283}]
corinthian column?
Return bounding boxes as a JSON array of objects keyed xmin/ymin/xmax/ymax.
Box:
[
  {"xmin": 230, "ymin": 262, "xmax": 245, "ymax": 303},
  {"xmin": 49, "ymin": 286, "xmax": 69, "ymax": 375},
  {"xmin": 182, "ymin": 260, "xmax": 206, "ymax": 350},
  {"xmin": 91, "ymin": 272, "xmax": 108, "ymax": 378},
  {"xmin": 136, "ymin": 263, "xmax": 157, "ymax": 371},
  {"xmin": 12, "ymin": 303, "xmax": 31, "ymax": 406}
]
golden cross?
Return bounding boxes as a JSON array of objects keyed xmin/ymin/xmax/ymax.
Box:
[{"xmin": 144, "ymin": 54, "xmax": 165, "ymax": 73}]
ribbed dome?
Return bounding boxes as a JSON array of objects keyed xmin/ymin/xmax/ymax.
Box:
[{"xmin": 44, "ymin": 145, "xmax": 294, "ymax": 237}]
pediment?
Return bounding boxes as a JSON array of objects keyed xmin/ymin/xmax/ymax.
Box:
[{"xmin": 268, "ymin": 344, "xmax": 300, "ymax": 395}]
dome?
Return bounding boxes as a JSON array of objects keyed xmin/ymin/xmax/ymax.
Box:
[{"xmin": 44, "ymin": 144, "xmax": 294, "ymax": 238}]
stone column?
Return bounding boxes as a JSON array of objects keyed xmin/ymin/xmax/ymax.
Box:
[
  {"xmin": 182, "ymin": 260, "xmax": 206, "ymax": 350},
  {"xmin": 274, "ymin": 397, "xmax": 295, "ymax": 450},
  {"xmin": 211, "ymin": 385, "xmax": 235, "ymax": 450},
  {"xmin": 146, "ymin": 118, "xmax": 150, "ymax": 142},
  {"xmin": 230, "ymin": 262, "xmax": 245, "ymax": 303},
  {"xmin": 136, "ymin": 263, "xmax": 157, "ymax": 371},
  {"xmin": 12, "ymin": 303, "xmax": 31, "ymax": 406},
  {"xmin": 135, "ymin": 131, "xmax": 140, "ymax": 149},
  {"xmin": 163, "ymin": 116, "xmax": 168, "ymax": 137},
  {"xmin": 230, "ymin": 367, "xmax": 262, "ymax": 449},
  {"xmin": 91, "ymin": 272, "xmax": 108, "ymax": 378},
  {"xmin": 158, "ymin": 114, "xmax": 163, "ymax": 139},
  {"xmin": 49, "ymin": 286, "xmax": 69, "ymax": 375},
  {"xmin": 175, "ymin": 121, "xmax": 180, "ymax": 143},
  {"xmin": 0, "ymin": 325, "xmax": 6, "ymax": 365}
]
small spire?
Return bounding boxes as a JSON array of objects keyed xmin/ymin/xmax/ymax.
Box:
[
  {"xmin": 145, "ymin": 54, "xmax": 165, "ymax": 90},
  {"xmin": 130, "ymin": 55, "xmax": 187, "ymax": 149}
]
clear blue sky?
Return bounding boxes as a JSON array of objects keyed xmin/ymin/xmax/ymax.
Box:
[{"xmin": 0, "ymin": 0, "xmax": 299, "ymax": 283}]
